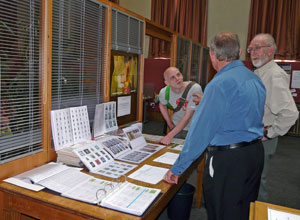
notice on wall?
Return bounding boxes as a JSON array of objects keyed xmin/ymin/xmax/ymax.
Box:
[
  {"xmin": 117, "ymin": 96, "xmax": 131, "ymax": 117},
  {"xmin": 268, "ymin": 207, "xmax": 300, "ymax": 220},
  {"xmin": 291, "ymin": 70, "xmax": 300, "ymax": 89}
]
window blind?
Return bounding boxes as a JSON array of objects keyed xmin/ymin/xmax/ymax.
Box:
[
  {"xmin": 176, "ymin": 37, "xmax": 190, "ymax": 81},
  {"xmin": 190, "ymin": 43, "xmax": 201, "ymax": 83},
  {"xmin": 52, "ymin": 0, "xmax": 107, "ymax": 123},
  {"xmin": 111, "ymin": 9, "xmax": 143, "ymax": 54},
  {"xmin": 0, "ymin": 0, "xmax": 42, "ymax": 163}
]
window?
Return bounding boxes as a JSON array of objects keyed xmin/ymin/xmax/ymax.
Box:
[
  {"xmin": 176, "ymin": 37, "xmax": 190, "ymax": 81},
  {"xmin": 0, "ymin": 0, "xmax": 42, "ymax": 163},
  {"xmin": 51, "ymin": 0, "xmax": 107, "ymax": 124},
  {"xmin": 200, "ymin": 47, "xmax": 209, "ymax": 89},
  {"xmin": 190, "ymin": 43, "xmax": 202, "ymax": 83},
  {"xmin": 111, "ymin": 8, "xmax": 144, "ymax": 55}
]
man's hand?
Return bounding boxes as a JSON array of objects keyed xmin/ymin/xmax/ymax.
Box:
[
  {"xmin": 193, "ymin": 93, "xmax": 203, "ymax": 105},
  {"xmin": 160, "ymin": 135, "xmax": 172, "ymax": 145},
  {"xmin": 164, "ymin": 170, "xmax": 178, "ymax": 184}
]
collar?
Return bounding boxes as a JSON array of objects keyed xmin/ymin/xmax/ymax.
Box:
[
  {"xmin": 215, "ymin": 60, "xmax": 244, "ymax": 77},
  {"xmin": 254, "ymin": 60, "xmax": 275, "ymax": 78}
]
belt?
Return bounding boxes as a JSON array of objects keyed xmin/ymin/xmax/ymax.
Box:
[{"xmin": 207, "ymin": 139, "xmax": 261, "ymax": 152}]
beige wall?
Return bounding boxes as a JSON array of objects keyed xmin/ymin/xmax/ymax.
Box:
[
  {"xmin": 119, "ymin": 0, "xmax": 251, "ymax": 60},
  {"xmin": 207, "ymin": 0, "xmax": 251, "ymax": 60},
  {"xmin": 119, "ymin": 0, "xmax": 151, "ymax": 19}
]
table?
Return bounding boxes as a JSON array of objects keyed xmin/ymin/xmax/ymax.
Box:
[
  {"xmin": 0, "ymin": 146, "xmax": 205, "ymax": 220},
  {"xmin": 249, "ymin": 201, "xmax": 300, "ymax": 220}
]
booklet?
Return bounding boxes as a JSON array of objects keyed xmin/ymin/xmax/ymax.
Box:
[
  {"xmin": 73, "ymin": 140, "xmax": 137, "ymax": 178},
  {"xmin": 120, "ymin": 126, "xmax": 165, "ymax": 164},
  {"xmin": 51, "ymin": 106, "xmax": 91, "ymax": 151},
  {"xmin": 93, "ymin": 102, "xmax": 118, "ymax": 138}
]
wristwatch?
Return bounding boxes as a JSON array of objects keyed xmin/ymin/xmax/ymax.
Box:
[{"xmin": 264, "ymin": 129, "xmax": 272, "ymax": 140}]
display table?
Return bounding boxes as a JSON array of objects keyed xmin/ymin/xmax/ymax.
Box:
[
  {"xmin": 249, "ymin": 200, "xmax": 300, "ymax": 220},
  {"xmin": 0, "ymin": 145, "xmax": 205, "ymax": 220}
]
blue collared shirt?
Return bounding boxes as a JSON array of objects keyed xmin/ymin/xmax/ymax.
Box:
[{"xmin": 171, "ymin": 60, "xmax": 266, "ymax": 176}]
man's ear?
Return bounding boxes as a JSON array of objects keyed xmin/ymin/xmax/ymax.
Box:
[
  {"xmin": 239, "ymin": 49, "xmax": 242, "ymax": 56},
  {"xmin": 164, "ymin": 80, "xmax": 169, "ymax": 86},
  {"xmin": 268, "ymin": 46, "xmax": 275, "ymax": 57}
]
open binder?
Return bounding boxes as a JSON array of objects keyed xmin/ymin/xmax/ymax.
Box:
[{"xmin": 5, "ymin": 162, "xmax": 161, "ymax": 216}]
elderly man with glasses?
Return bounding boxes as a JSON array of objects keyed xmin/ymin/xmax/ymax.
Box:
[{"xmin": 248, "ymin": 33, "xmax": 299, "ymax": 202}]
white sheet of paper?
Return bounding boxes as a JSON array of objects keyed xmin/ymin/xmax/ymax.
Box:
[
  {"xmin": 117, "ymin": 96, "xmax": 131, "ymax": 117},
  {"xmin": 268, "ymin": 207, "xmax": 300, "ymax": 220},
  {"xmin": 128, "ymin": 164, "xmax": 169, "ymax": 184},
  {"xmin": 3, "ymin": 177, "xmax": 45, "ymax": 191},
  {"xmin": 291, "ymin": 70, "xmax": 300, "ymax": 89},
  {"xmin": 153, "ymin": 152, "xmax": 179, "ymax": 165}
]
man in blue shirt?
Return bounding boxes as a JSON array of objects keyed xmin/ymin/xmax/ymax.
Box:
[{"xmin": 164, "ymin": 32, "xmax": 266, "ymax": 220}]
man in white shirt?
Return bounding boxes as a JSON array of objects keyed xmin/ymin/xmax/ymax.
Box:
[{"xmin": 248, "ymin": 33, "xmax": 299, "ymax": 201}]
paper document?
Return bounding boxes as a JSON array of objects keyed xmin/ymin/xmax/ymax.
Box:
[
  {"xmin": 128, "ymin": 164, "xmax": 169, "ymax": 184},
  {"xmin": 153, "ymin": 152, "xmax": 179, "ymax": 165},
  {"xmin": 268, "ymin": 207, "xmax": 300, "ymax": 220},
  {"xmin": 117, "ymin": 96, "xmax": 131, "ymax": 117},
  {"xmin": 291, "ymin": 70, "xmax": 300, "ymax": 89}
]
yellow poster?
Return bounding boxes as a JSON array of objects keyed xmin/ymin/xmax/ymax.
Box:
[{"xmin": 111, "ymin": 56, "xmax": 138, "ymax": 96}]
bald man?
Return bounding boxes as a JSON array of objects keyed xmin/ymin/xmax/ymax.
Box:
[{"xmin": 158, "ymin": 67, "xmax": 202, "ymax": 145}]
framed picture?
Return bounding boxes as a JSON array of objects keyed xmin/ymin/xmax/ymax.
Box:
[{"xmin": 110, "ymin": 53, "xmax": 138, "ymax": 96}]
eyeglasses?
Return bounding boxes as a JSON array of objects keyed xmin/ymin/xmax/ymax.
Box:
[{"xmin": 247, "ymin": 45, "xmax": 271, "ymax": 53}]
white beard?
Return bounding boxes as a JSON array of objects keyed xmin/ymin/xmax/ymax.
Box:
[{"xmin": 252, "ymin": 56, "xmax": 269, "ymax": 68}]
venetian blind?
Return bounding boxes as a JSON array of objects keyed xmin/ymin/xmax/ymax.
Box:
[
  {"xmin": 176, "ymin": 37, "xmax": 190, "ymax": 81},
  {"xmin": 0, "ymin": 0, "xmax": 42, "ymax": 163},
  {"xmin": 111, "ymin": 8, "xmax": 143, "ymax": 54},
  {"xmin": 52, "ymin": 0, "xmax": 107, "ymax": 123},
  {"xmin": 190, "ymin": 43, "xmax": 202, "ymax": 83}
]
